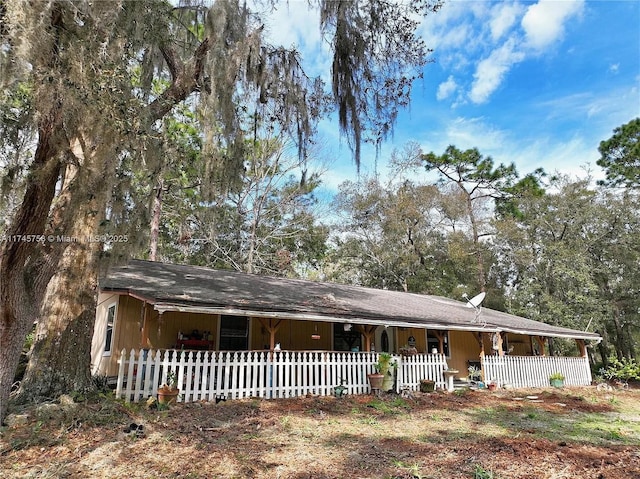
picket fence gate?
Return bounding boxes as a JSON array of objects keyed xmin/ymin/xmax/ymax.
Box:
[
  {"xmin": 115, "ymin": 349, "xmax": 449, "ymax": 403},
  {"xmin": 482, "ymin": 355, "xmax": 592, "ymax": 388}
]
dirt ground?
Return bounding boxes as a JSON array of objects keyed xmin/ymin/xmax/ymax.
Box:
[{"xmin": 1, "ymin": 387, "xmax": 639, "ymax": 479}]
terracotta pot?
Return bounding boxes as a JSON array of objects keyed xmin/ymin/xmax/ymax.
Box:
[
  {"xmin": 158, "ymin": 387, "xmax": 180, "ymax": 405},
  {"xmin": 488, "ymin": 382, "xmax": 497, "ymax": 391},
  {"xmin": 367, "ymin": 373, "xmax": 384, "ymax": 390}
]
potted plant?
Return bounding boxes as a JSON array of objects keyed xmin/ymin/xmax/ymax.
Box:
[
  {"xmin": 487, "ymin": 381, "xmax": 498, "ymax": 391},
  {"xmin": 468, "ymin": 365, "xmax": 482, "ymax": 385},
  {"xmin": 367, "ymin": 369, "xmax": 384, "ymax": 391},
  {"xmin": 419, "ymin": 379, "xmax": 435, "ymax": 392},
  {"xmin": 158, "ymin": 369, "xmax": 180, "ymax": 405},
  {"xmin": 549, "ymin": 372, "xmax": 565, "ymax": 388},
  {"xmin": 399, "ymin": 344, "xmax": 418, "ymax": 356},
  {"xmin": 378, "ymin": 352, "xmax": 397, "ymax": 392},
  {"xmin": 334, "ymin": 378, "xmax": 348, "ymax": 398},
  {"xmin": 368, "ymin": 353, "xmax": 394, "ymax": 391}
]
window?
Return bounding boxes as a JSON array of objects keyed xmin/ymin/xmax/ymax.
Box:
[
  {"xmin": 219, "ymin": 315, "xmax": 249, "ymax": 351},
  {"xmin": 333, "ymin": 324, "xmax": 362, "ymax": 351},
  {"xmin": 103, "ymin": 303, "xmax": 117, "ymax": 355},
  {"xmin": 427, "ymin": 330, "xmax": 449, "ymax": 356}
]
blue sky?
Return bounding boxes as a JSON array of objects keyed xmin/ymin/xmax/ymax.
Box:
[{"xmin": 259, "ymin": 0, "xmax": 640, "ymax": 191}]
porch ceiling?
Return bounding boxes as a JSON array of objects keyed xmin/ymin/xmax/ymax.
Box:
[{"xmin": 100, "ymin": 259, "xmax": 601, "ymax": 342}]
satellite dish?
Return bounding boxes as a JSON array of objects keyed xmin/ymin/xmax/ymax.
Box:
[
  {"xmin": 464, "ymin": 292, "xmax": 486, "ymax": 309},
  {"xmin": 462, "ymin": 291, "xmax": 486, "ymax": 326}
]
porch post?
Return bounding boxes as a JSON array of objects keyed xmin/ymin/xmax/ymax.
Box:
[
  {"xmin": 356, "ymin": 325, "xmax": 377, "ymax": 352},
  {"xmin": 495, "ymin": 332, "xmax": 504, "ymax": 357},
  {"xmin": 139, "ymin": 302, "xmax": 150, "ymax": 348},
  {"xmin": 576, "ymin": 339, "xmax": 587, "ymax": 357},
  {"xmin": 258, "ymin": 318, "xmax": 283, "ymax": 350},
  {"xmin": 474, "ymin": 332, "xmax": 486, "ymax": 357}
]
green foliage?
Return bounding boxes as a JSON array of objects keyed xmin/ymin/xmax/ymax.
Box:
[
  {"xmin": 328, "ymin": 150, "xmax": 493, "ymax": 298},
  {"xmin": 600, "ymin": 357, "xmax": 640, "ymax": 382},
  {"xmin": 492, "ymin": 175, "xmax": 640, "ymax": 358},
  {"xmin": 375, "ymin": 353, "xmax": 393, "ymax": 373},
  {"xmin": 597, "ymin": 117, "xmax": 640, "ymax": 188},
  {"xmin": 549, "ymin": 372, "xmax": 565, "ymax": 381},
  {"xmin": 420, "ymin": 145, "xmax": 520, "ymax": 292},
  {"xmin": 473, "ymin": 464, "xmax": 496, "ymax": 479}
]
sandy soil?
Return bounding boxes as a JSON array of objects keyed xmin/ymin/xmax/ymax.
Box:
[{"xmin": 1, "ymin": 387, "xmax": 639, "ymax": 479}]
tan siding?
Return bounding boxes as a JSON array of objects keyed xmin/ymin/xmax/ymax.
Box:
[
  {"xmin": 250, "ymin": 318, "xmax": 334, "ymax": 350},
  {"xmin": 504, "ymin": 333, "xmax": 532, "ymax": 355},
  {"xmin": 447, "ymin": 330, "xmax": 482, "ymax": 373},
  {"xmin": 146, "ymin": 310, "xmax": 218, "ymax": 349}
]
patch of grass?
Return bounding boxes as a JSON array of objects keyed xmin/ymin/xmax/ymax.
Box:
[
  {"xmin": 358, "ymin": 415, "xmax": 380, "ymax": 426},
  {"xmin": 392, "ymin": 460, "xmax": 428, "ymax": 478},
  {"xmin": 469, "ymin": 401, "xmax": 640, "ymax": 446},
  {"xmin": 473, "ymin": 464, "xmax": 497, "ymax": 479},
  {"xmin": 279, "ymin": 415, "xmax": 292, "ymax": 430},
  {"xmin": 365, "ymin": 397, "xmax": 410, "ymax": 415}
]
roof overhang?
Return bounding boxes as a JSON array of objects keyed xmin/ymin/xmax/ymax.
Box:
[{"xmin": 152, "ymin": 302, "xmax": 601, "ymax": 342}]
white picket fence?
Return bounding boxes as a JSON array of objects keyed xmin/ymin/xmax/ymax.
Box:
[
  {"xmin": 115, "ymin": 349, "xmax": 449, "ymax": 403},
  {"xmin": 482, "ymin": 355, "xmax": 592, "ymax": 388}
]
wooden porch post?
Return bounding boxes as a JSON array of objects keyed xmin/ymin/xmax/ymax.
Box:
[
  {"xmin": 474, "ymin": 332, "xmax": 486, "ymax": 358},
  {"xmin": 535, "ymin": 336, "xmax": 546, "ymax": 356},
  {"xmin": 495, "ymin": 332, "xmax": 504, "ymax": 357},
  {"xmin": 575, "ymin": 339, "xmax": 587, "ymax": 358},
  {"xmin": 140, "ymin": 302, "xmax": 150, "ymax": 348},
  {"xmin": 258, "ymin": 318, "xmax": 283, "ymax": 350},
  {"xmin": 356, "ymin": 325, "xmax": 377, "ymax": 352}
]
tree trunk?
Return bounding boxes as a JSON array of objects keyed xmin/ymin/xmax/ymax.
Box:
[
  {"xmin": 0, "ymin": 109, "xmax": 64, "ymax": 423},
  {"xmin": 464, "ymin": 189, "xmax": 486, "ymax": 291},
  {"xmin": 149, "ymin": 177, "xmax": 164, "ymax": 261},
  {"xmin": 18, "ymin": 217, "xmax": 103, "ymax": 400}
]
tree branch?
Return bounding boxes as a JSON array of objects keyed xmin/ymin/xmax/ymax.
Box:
[{"xmin": 148, "ymin": 38, "xmax": 211, "ymax": 123}]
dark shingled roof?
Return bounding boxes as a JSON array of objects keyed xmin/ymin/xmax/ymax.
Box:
[{"xmin": 100, "ymin": 259, "xmax": 601, "ymax": 341}]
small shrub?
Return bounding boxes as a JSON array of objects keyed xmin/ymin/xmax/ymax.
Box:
[{"xmin": 601, "ymin": 357, "xmax": 640, "ymax": 382}]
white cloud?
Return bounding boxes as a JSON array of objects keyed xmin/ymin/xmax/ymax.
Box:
[
  {"xmin": 490, "ymin": 2, "xmax": 523, "ymax": 41},
  {"xmin": 417, "ymin": 116, "xmax": 601, "ymax": 181},
  {"xmin": 419, "ymin": 1, "xmax": 490, "ymax": 52},
  {"xmin": 437, "ymin": 76, "xmax": 458, "ymax": 101},
  {"xmin": 469, "ymin": 37, "xmax": 525, "ymax": 104},
  {"xmin": 609, "ymin": 63, "xmax": 620, "ymax": 74},
  {"xmin": 521, "ymin": 0, "xmax": 584, "ymax": 51},
  {"xmin": 255, "ymin": 1, "xmax": 332, "ymax": 80},
  {"xmin": 444, "ymin": 117, "xmax": 509, "ymax": 153}
]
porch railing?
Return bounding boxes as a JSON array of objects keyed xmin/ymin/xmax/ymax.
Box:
[
  {"xmin": 481, "ymin": 355, "xmax": 592, "ymax": 388},
  {"xmin": 115, "ymin": 349, "xmax": 448, "ymax": 403}
]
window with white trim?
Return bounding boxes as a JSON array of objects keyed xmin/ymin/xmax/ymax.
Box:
[{"xmin": 103, "ymin": 303, "xmax": 117, "ymax": 355}]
